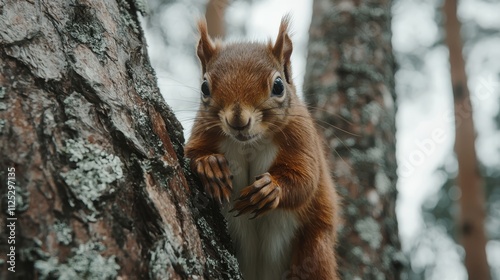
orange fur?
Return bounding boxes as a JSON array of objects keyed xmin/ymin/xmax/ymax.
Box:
[{"xmin": 185, "ymin": 16, "xmax": 339, "ymax": 279}]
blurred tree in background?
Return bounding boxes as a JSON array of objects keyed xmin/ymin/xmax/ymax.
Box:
[
  {"xmin": 443, "ymin": 0, "xmax": 489, "ymax": 278},
  {"xmin": 396, "ymin": 0, "xmax": 500, "ymax": 279},
  {"xmin": 303, "ymin": 0, "xmax": 404, "ymax": 279}
]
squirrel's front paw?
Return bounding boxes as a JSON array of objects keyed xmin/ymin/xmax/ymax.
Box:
[
  {"xmin": 230, "ymin": 172, "xmax": 281, "ymax": 219},
  {"xmin": 194, "ymin": 154, "xmax": 233, "ymax": 203}
]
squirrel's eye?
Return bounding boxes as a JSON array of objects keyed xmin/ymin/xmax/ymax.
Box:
[
  {"xmin": 201, "ymin": 80, "xmax": 210, "ymax": 97},
  {"xmin": 271, "ymin": 77, "xmax": 284, "ymax": 97}
]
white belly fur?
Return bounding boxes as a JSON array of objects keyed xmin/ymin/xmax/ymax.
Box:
[{"xmin": 219, "ymin": 138, "xmax": 299, "ymax": 280}]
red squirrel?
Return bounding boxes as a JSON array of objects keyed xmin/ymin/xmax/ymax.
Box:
[{"xmin": 185, "ymin": 16, "xmax": 339, "ymax": 280}]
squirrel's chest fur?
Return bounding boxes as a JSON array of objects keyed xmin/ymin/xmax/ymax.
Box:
[{"xmin": 219, "ymin": 138, "xmax": 299, "ymax": 280}]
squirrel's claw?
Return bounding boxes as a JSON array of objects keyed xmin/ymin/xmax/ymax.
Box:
[
  {"xmin": 232, "ymin": 173, "xmax": 281, "ymax": 219},
  {"xmin": 195, "ymin": 154, "xmax": 233, "ymax": 204}
]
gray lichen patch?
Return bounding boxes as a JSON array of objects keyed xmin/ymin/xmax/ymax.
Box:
[
  {"xmin": 54, "ymin": 221, "xmax": 73, "ymax": 245},
  {"xmin": 149, "ymin": 239, "xmax": 202, "ymax": 279},
  {"xmin": 149, "ymin": 240, "xmax": 174, "ymax": 279},
  {"xmin": 132, "ymin": 106, "xmax": 149, "ymax": 128},
  {"xmin": 352, "ymin": 246, "xmax": 370, "ymax": 265},
  {"xmin": 350, "ymin": 147, "xmax": 384, "ymax": 167},
  {"xmin": 193, "ymin": 212, "xmax": 241, "ymax": 279},
  {"xmin": 117, "ymin": 0, "xmax": 140, "ymax": 34},
  {"xmin": 61, "ymin": 138, "xmax": 123, "ymax": 212},
  {"xmin": 205, "ymin": 244, "xmax": 241, "ymax": 280},
  {"xmin": 62, "ymin": 92, "xmax": 101, "ymax": 135},
  {"xmin": 14, "ymin": 185, "xmax": 30, "ymax": 213},
  {"xmin": 34, "ymin": 242, "xmax": 119, "ymax": 280},
  {"xmin": 0, "ymin": 119, "xmax": 5, "ymax": 134},
  {"xmin": 67, "ymin": 6, "xmax": 107, "ymax": 59},
  {"xmin": 375, "ymin": 171, "xmax": 391, "ymax": 195},
  {"xmin": 0, "ymin": 183, "xmax": 29, "ymax": 215},
  {"xmin": 130, "ymin": 105, "xmax": 164, "ymax": 156},
  {"xmin": 339, "ymin": 63, "xmax": 384, "ymax": 83},
  {"xmin": 355, "ymin": 217, "xmax": 382, "ymax": 249},
  {"xmin": 149, "ymin": 225, "xmax": 204, "ymax": 279},
  {"xmin": 195, "ymin": 217, "xmax": 213, "ymax": 237},
  {"xmin": 133, "ymin": 0, "xmax": 149, "ymax": 15},
  {"xmin": 362, "ymin": 102, "xmax": 383, "ymax": 125},
  {"xmin": 381, "ymin": 245, "xmax": 406, "ymax": 271},
  {"xmin": 127, "ymin": 63, "xmax": 158, "ymax": 101}
]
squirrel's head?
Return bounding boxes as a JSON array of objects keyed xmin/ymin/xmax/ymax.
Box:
[{"xmin": 196, "ymin": 16, "xmax": 295, "ymax": 143}]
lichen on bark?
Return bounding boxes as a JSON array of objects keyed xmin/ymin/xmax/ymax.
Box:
[
  {"xmin": 61, "ymin": 138, "xmax": 123, "ymax": 213},
  {"xmin": 34, "ymin": 242, "xmax": 120, "ymax": 280},
  {"xmin": 0, "ymin": 0, "xmax": 241, "ymax": 279}
]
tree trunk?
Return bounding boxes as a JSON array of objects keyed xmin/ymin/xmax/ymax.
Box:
[
  {"xmin": 0, "ymin": 0, "xmax": 241, "ymax": 279},
  {"xmin": 443, "ymin": 0, "xmax": 490, "ymax": 279},
  {"xmin": 304, "ymin": 0, "xmax": 404, "ymax": 278},
  {"xmin": 206, "ymin": 0, "xmax": 228, "ymax": 38}
]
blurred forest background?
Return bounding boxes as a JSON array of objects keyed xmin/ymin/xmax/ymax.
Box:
[{"xmin": 142, "ymin": 0, "xmax": 500, "ymax": 279}]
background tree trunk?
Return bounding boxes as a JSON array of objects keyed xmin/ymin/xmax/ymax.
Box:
[
  {"xmin": 304, "ymin": 0, "xmax": 404, "ymax": 278},
  {"xmin": 206, "ymin": 0, "xmax": 229, "ymax": 38},
  {"xmin": 0, "ymin": 0, "xmax": 241, "ymax": 279},
  {"xmin": 443, "ymin": 0, "xmax": 490, "ymax": 279}
]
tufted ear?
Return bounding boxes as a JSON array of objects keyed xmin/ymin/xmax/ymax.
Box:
[
  {"xmin": 197, "ymin": 19, "xmax": 216, "ymax": 74},
  {"xmin": 272, "ymin": 15, "xmax": 293, "ymax": 83}
]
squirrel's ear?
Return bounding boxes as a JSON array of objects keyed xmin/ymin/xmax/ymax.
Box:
[
  {"xmin": 272, "ymin": 15, "xmax": 293, "ymax": 83},
  {"xmin": 197, "ymin": 19, "xmax": 216, "ymax": 73}
]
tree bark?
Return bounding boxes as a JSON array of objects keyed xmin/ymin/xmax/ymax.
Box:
[
  {"xmin": 0, "ymin": 0, "xmax": 240, "ymax": 279},
  {"xmin": 304, "ymin": 0, "xmax": 404, "ymax": 278},
  {"xmin": 443, "ymin": 0, "xmax": 490, "ymax": 279}
]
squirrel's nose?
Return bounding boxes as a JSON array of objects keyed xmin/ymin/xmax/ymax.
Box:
[{"xmin": 226, "ymin": 117, "xmax": 251, "ymax": 131}]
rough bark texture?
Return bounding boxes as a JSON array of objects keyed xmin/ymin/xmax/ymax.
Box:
[
  {"xmin": 304, "ymin": 0, "xmax": 404, "ymax": 278},
  {"xmin": 0, "ymin": 0, "xmax": 240, "ymax": 279},
  {"xmin": 443, "ymin": 0, "xmax": 490, "ymax": 279}
]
